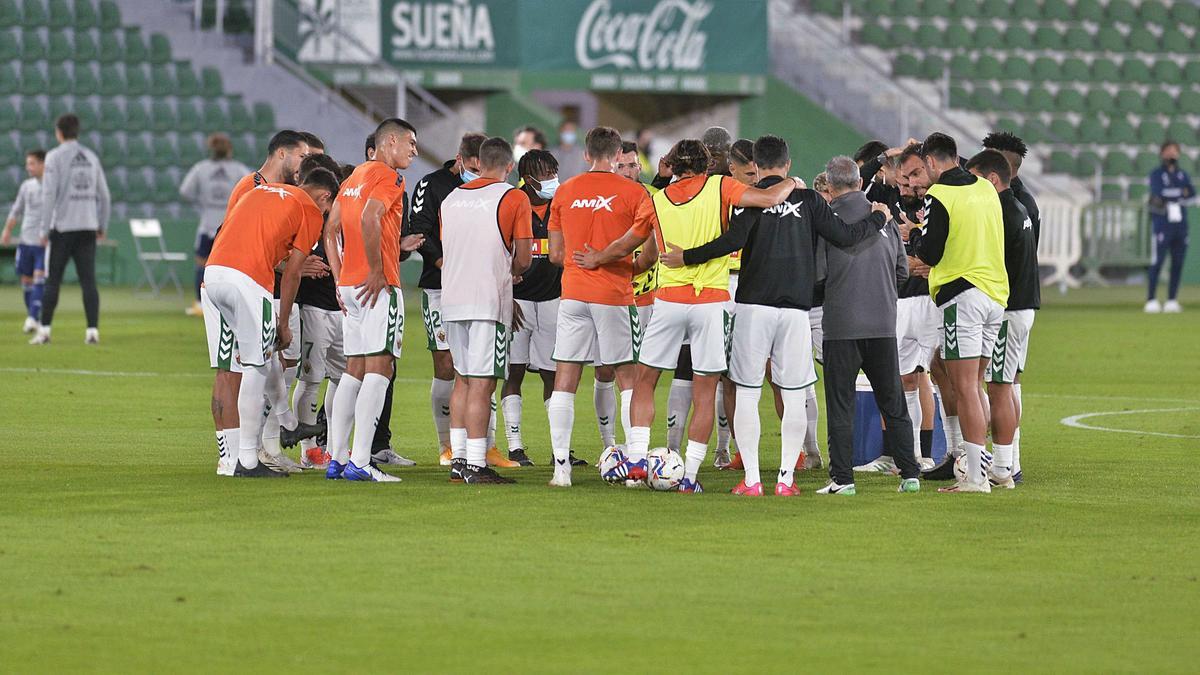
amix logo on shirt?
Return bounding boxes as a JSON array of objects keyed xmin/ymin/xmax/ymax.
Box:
[
  {"xmin": 570, "ymin": 195, "xmax": 616, "ymax": 212},
  {"xmin": 341, "ymin": 184, "xmax": 365, "ymax": 199},
  {"xmin": 254, "ymin": 185, "xmax": 291, "ymax": 200},
  {"xmin": 763, "ymin": 201, "xmax": 803, "ymax": 218},
  {"xmin": 445, "ymin": 198, "xmax": 493, "ymax": 210}
]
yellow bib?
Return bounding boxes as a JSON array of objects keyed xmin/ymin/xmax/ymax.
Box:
[
  {"xmin": 926, "ymin": 178, "xmax": 1009, "ymax": 307},
  {"xmin": 653, "ymin": 175, "xmax": 729, "ymax": 295}
]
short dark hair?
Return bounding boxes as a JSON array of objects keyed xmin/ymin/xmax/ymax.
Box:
[
  {"xmin": 364, "ymin": 133, "xmax": 376, "ymax": 161},
  {"xmin": 513, "ymin": 125, "xmax": 547, "ymax": 149},
  {"xmin": 338, "ymin": 163, "xmax": 356, "ymax": 182},
  {"xmin": 56, "ymin": 114, "xmax": 80, "ymax": 139},
  {"xmin": 519, "ymin": 149, "xmax": 559, "ymax": 181},
  {"xmin": 898, "ymin": 142, "xmax": 924, "ymax": 166},
  {"xmin": 919, "ymin": 132, "xmax": 958, "ymax": 162},
  {"xmin": 584, "ymin": 126, "xmax": 622, "ymax": 162},
  {"xmin": 479, "ymin": 136, "xmax": 513, "ymax": 171},
  {"xmin": 301, "ymin": 167, "xmax": 340, "ymax": 198},
  {"xmin": 982, "ymin": 131, "xmax": 1028, "ymax": 171},
  {"xmin": 619, "ymin": 140, "xmax": 638, "ymax": 155},
  {"xmin": 666, "ymin": 139, "xmax": 710, "ymax": 176},
  {"xmin": 1160, "ymin": 139, "xmax": 1180, "ymax": 154},
  {"xmin": 730, "ymin": 139, "xmax": 755, "ymax": 166},
  {"xmin": 374, "ymin": 118, "xmax": 417, "ymax": 143},
  {"xmin": 26, "ymin": 149, "xmax": 46, "ymax": 162},
  {"xmin": 298, "ymin": 131, "xmax": 324, "ymax": 151},
  {"xmin": 458, "ymin": 132, "xmax": 487, "ymax": 159},
  {"xmin": 267, "ymin": 129, "xmax": 306, "ymax": 155},
  {"xmin": 965, "ymin": 149, "xmax": 1012, "ymax": 187},
  {"xmin": 853, "ymin": 140, "xmax": 889, "ymax": 165},
  {"xmin": 298, "ymin": 153, "xmax": 340, "ymax": 184},
  {"xmin": 752, "ymin": 135, "xmax": 789, "ymax": 170}
]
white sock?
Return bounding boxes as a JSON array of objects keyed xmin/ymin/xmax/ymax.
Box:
[
  {"xmin": 265, "ymin": 358, "xmax": 299, "ymax": 430},
  {"xmin": 803, "ymin": 384, "xmax": 820, "ymax": 456},
  {"xmin": 619, "ymin": 387, "xmax": 634, "ymax": 446},
  {"xmin": 349, "ymin": 373, "xmax": 389, "ymax": 467},
  {"xmin": 666, "ymin": 379, "xmax": 693, "ymax": 451},
  {"xmin": 486, "ymin": 395, "xmax": 497, "ymax": 449},
  {"xmin": 431, "ymin": 377, "xmax": 453, "ymax": 448},
  {"xmin": 1012, "ymin": 383, "xmax": 1023, "ymax": 475},
  {"xmin": 221, "ymin": 428, "xmax": 240, "ymax": 463},
  {"xmin": 683, "ymin": 439, "xmax": 706, "ymax": 482},
  {"xmin": 905, "ymin": 390, "xmax": 922, "ymax": 462},
  {"xmin": 627, "ymin": 426, "xmax": 650, "ymax": 465},
  {"xmin": 329, "ymin": 374, "xmax": 361, "ymax": 464},
  {"xmin": 450, "ymin": 428, "xmax": 467, "ymax": 461},
  {"xmin": 547, "ymin": 391, "xmax": 575, "ymax": 466},
  {"xmin": 260, "ymin": 397, "xmax": 282, "ymax": 456},
  {"xmin": 466, "ymin": 437, "xmax": 487, "ymax": 468},
  {"xmin": 779, "ymin": 388, "xmax": 808, "ymax": 487},
  {"xmin": 323, "ymin": 378, "xmax": 338, "ymax": 437},
  {"xmin": 963, "ymin": 440, "xmax": 986, "ymax": 485},
  {"xmin": 715, "ymin": 386, "xmax": 731, "ymax": 452},
  {"xmin": 501, "ymin": 394, "xmax": 524, "ymax": 450},
  {"xmin": 215, "ymin": 429, "xmax": 232, "ymax": 463},
  {"xmin": 991, "ymin": 443, "xmax": 1013, "ymax": 479},
  {"xmin": 944, "ymin": 415, "xmax": 962, "ymax": 457},
  {"xmin": 237, "ymin": 364, "xmax": 270, "ymax": 468},
  {"xmin": 294, "ymin": 379, "xmax": 321, "ymax": 451},
  {"xmin": 593, "ymin": 379, "xmax": 617, "ymax": 446},
  {"xmin": 733, "ymin": 387, "xmax": 762, "ymax": 486},
  {"xmin": 283, "ymin": 364, "xmax": 298, "ymax": 406}
]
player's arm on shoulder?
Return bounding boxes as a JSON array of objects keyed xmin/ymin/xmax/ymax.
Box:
[
  {"xmin": 911, "ymin": 195, "xmax": 948, "ymax": 266},
  {"xmin": 632, "ymin": 235, "xmax": 658, "ymax": 274},
  {"xmin": 677, "ymin": 205, "xmax": 753, "ymax": 267},
  {"xmin": 736, "ymin": 176, "xmax": 802, "ymax": 208}
]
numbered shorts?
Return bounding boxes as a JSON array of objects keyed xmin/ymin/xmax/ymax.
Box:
[
  {"xmin": 985, "ymin": 309, "xmax": 1035, "ymax": 384},
  {"xmin": 511, "ymin": 298, "xmax": 558, "ymax": 372},
  {"xmin": 727, "ymin": 303, "xmax": 816, "ymax": 389},
  {"xmin": 421, "ymin": 288, "xmax": 449, "ymax": 352},
  {"xmin": 339, "ymin": 285, "xmax": 403, "ymax": 358},
  {"xmin": 272, "ymin": 299, "xmax": 301, "ymax": 361},
  {"xmin": 938, "ymin": 287, "xmax": 1004, "ymax": 361},
  {"xmin": 896, "ymin": 295, "xmax": 939, "ymax": 374},
  {"xmin": 552, "ymin": 299, "xmax": 639, "ymax": 366},
  {"xmin": 639, "ymin": 299, "xmax": 729, "ymax": 375},
  {"xmin": 809, "ymin": 305, "xmax": 824, "ymax": 364},
  {"xmin": 447, "ymin": 319, "xmax": 509, "ymax": 378},
  {"xmin": 299, "ymin": 305, "xmax": 347, "ymax": 383},
  {"xmin": 202, "ymin": 266, "xmax": 274, "ymax": 370}
]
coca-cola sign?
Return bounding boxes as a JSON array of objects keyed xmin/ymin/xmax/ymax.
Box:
[{"xmin": 574, "ymin": 0, "xmax": 711, "ymax": 71}]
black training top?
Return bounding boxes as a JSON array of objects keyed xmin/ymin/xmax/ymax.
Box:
[
  {"xmin": 295, "ymin": 239, "xmax": 340, "ymax": 311},
  {"xmin": 513, "ymin": 200, "xmax": 562, "ymax": 302},
  {"xmin": 999, "ymin": 188, "xmax": 1041, "ymax": 311},
  {"xmin": 408, "ymin": 160, "xmax": 463, "ymax": 290},
  {"xmin": 1010, "ymin": 175, "xmax": 1040, "ymax": 246}
]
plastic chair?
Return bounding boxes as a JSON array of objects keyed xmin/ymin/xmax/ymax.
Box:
[{"xmin": 130, "ymin": 217, "xmax": 186, "ymax": 295}]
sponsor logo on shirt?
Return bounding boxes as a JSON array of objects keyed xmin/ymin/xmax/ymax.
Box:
[
  {"xmin": 570, "ymin": 195, "xmax": 617, "ymax": 212},
  {"xmin": 341, "ymin": 184, "xmax": 365, "ymax": 199},
  {"xmin": 254, "ymin": 185, "xmax": 292, "ymax": 200},
  {"xmin": 763, "ymin": 201, "xmax": 803, "ymax": 218},
  {"xmin": 446, "ymin": 197, "xmax": 493, "ymax": 210}
]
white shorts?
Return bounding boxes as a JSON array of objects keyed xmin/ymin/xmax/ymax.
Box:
[
  {"xmin": 447, "ymin": 319, "xmax": 508, "ymax": 378},
  {"xmin": 299, "ymin": 305, "xmax": 346, "ymax": 383},
  {"xmin": 985, "ymin": 309, "xmax": 1035, "ymax": 384},
  {"xmin": 728, "ymin": 303, "xmax": 816, "ymax": 389},
  {"xmin": 939, "ymin": 287, "xmax": 1004, "ymax": 361},
  {"xmin": 339, "ymin": 285, "xmax": 403, "ymax": 358},
  {"xmin": 511, "ymin": 298, "xmax": 558, "ymax": 372},
  {"xmin": 809, "ymin": 305, "xmax": 824, "ymax": 364},
  {"xmin": 552, "ymin": 299, "xmax": 639, "ymax": 366},
  {"xmin": 202, "ymin": 265, "xmax": 274, "ymax": 369},
  {"xmin": 725, "ymin": 273, "xmax": 740, "ymax": 315},
  {"xmin": 639, "ymin": 299, "xmax": 729, "ymax": 374},
  {"xmin": 273, "ymin": 299, "xmax": 301, "ymax": 361},
  {"xmin": 421, "ymin": 288, "xmax": 449, "ymax": 352},
  {"xmin": 636, "ymin": 302, "xmax": 654, "ymax": 329},
  {"xmin": 896, "ymin": 295, "xmax": 939, "ymax": 374}
]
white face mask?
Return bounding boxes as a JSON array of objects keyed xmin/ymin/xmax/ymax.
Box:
[{"xmin": 535, "ymin": 176, "xmax": 560, "ymax": 200}]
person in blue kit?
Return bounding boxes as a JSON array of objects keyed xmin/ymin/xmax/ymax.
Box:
[{"xmin": 1145, "ymin": 141, "xmax": 1194, "ymax": 314}]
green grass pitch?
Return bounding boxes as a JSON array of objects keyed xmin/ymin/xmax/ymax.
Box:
[{"xmin": 1, "ymin": 285, "xmax": 1198, "ymax": 672}]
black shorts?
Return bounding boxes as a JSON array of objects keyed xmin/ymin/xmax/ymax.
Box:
[{"xmin": 196, "ymin": 233, "xmax": 215, "ymax": 258}]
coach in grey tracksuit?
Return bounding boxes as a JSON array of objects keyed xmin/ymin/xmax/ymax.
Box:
[
  {"xmin": 39, "ymin": 114, "xmax": 111, "ymax": 336},
  {"xmin": 179, "ymin": 134, "xmax": 250, "ymax": 301},
  {"xmin": 819, "ymin": 156, "xmax": 920, "ymax": 486}
]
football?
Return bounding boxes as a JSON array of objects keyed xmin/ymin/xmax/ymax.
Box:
[
  {"xmin": 952, "ymin": 450, "xmax": 993, "ymax": 483},
  {"xmin": 598, "ymin": 445, "xmax": 630, "ymax": 483},
  {"xmin": 647, "ymin": 447, "xmax": 685, "ymax": 491}
]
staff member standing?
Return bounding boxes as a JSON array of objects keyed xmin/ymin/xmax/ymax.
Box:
[
  {"xmin": 1145, "ymin": 141, "xmax": 1193, "ymax": 313},
  {"xmin": 179, "ymin": 133, "xmax": 250, "ymax": 317},
  {"xmin": 2, "ymin": 149, "xmax": 47, "ymax": 334},
  {"xmin": 31, "ymin": 114, "xmax": 111, "ymax": 346}
]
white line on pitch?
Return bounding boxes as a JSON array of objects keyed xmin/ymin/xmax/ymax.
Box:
[
  {"xmin": 1027, "ymin": 393, "xmax": 1200, "ymax": 404},
  {"xmin": 1060, "ymin": 407, "xmax": 1200, "ymax": 439}
]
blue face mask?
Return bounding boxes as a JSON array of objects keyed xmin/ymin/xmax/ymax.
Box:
[
  {"xmin": 535, "ymin": 176, "xmax": 560, "ymax": 200},
  {"xmin": 461, "ymin": 166, "xmax": 479, "ymax": 183}
]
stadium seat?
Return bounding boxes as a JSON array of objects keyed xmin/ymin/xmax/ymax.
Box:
[
  {"xmin": 1064, "ymin": 27, "xmax": 1091, "ymax": 53},
  {"xmin": 125, "ymin": 64, "xmax": 148, "ymax": 95},
  {"xmin": 920, "ymin": 0, "xmax": 950, "ymax": 18},
  {"xmin": 1002, "ymin": 24, "xmax": 1034, "ymax": 50},
  {"xmin": 1167, "ymin": 121, "xmax": 1198, "ymax": 146},
  {"xmin": 47, "ymin": 96, "xmax": 69, "ymax": 123},
  {"xmin": 1099, "ymin": 183, "xmax": 1124, "ymax": 201},
  {"xmin": 811, "ymin": 0, "xmax": 840, "ymax": 15},
  {"xmin": 47, "ymin": 0, "xmax": 69, "ymax": 27},
  {"xmin": 1073, "ymin": 0, "xmax": 1104, "ymax": 22},
  {"xmin": 1075, "ymin": 150, "xmax": 1101, "ymax": 177},
  {"xmin": 1032, "ymin": 25, "xmax": 1059, "ymax": 51},
  {"xmin": 1106, "ymin": 0, "xmax": 1137, "ymax": 24},
  {"xmin": 98, "ymin": 133, "xmax": 121, "ymax": 163},
  {"xmin": 148, "ymin": 32, "xmax": 170, "ymax": 64},
  {"xmin": 997, "ymin": 85, "xmax": 1024, "ymax": 111},
  {"xmin": 918, "ymin": 53, "xmax": 945, "ymax": 79},
  {"xmin": 150, "ymin": 136, "xmax": 176, "ymax": 168},
  {"xmin": 21, "ymin": 0, "xmax": 46, "ymax": 27},
  {"xmin": 1096, "ymin": 27, "xmax": 1126, "ymax": 52},
  {"xmin": 125, "ymin": 99, "xmax": 150, "ymax": 130},
  {"xmin": 1134, "ymin": 151, "xmax": 1160, "ymax": 175},
  {"xmin": 1049, "ymin": 150, "xmax": 1075, "ymax": 173},
  {"xmin": 973, "ymin": 24, "xmax": 1003, "ymax": 50},
  {"xmin": 1151, "ymin": 60, "xmax": 1182, "ymax": 85},
  {"xmin": 98, "ymin": 31, "xmax": 119, "ymax": 62},
  {"xmin": 1055, "ymin": 87, "xmax": 1086, "ymax": 113},
  {"xmin": 1091, "ymin": 57, "xmax": 1119, "ymax": 83},
  {"xmin": 149, "ymin": 64, "xmax": 174, "ymax": 96},
  {"xmin": 1128, "ymin": 183, "xmax": 1148, "ymax": 201},
  {"xmin": 1042, "ymin": 0, "xmax": 1072, "ymax": 20},
  {"xmin": 1001, "ymin": 56, "xmax": 1031, "ymax": 81},
  {"xmin": 73, "ymin": 30, "xmax": 97, "ymax": 61},
  {"xmin": 1085, "ymin": 89, "xmax": 1115, "ymax": 113},
  {"xmin": 202, "ymin": 100, "xmax": 229, "ymax": 132},
  {"xmin": 152, "ymin": 172, "xmax": 177, "ymax": 203},
  {"xmin": 17, "ymin": 98, "xmax": 45, "ymax": 132},
  {"xmin": 96, "ymin": 63, "xmax": 122, "ymax": 95},
  {"xmin": 231, "ymin": 133, "xmax": 255, "ymax": 161},
  {"xmin": 1048, "ymin": 118, "xmax": 1078, "ymax": 143},
  {"xmin": 72, "ymin": 99, "xmax": 98, "ymax": 129},
  {"xmin": 1031, "ymin": 56, "xmax": 1058, "ymax": 82},
  {"xmin": 18, "ymin": 63, "xmax": 46, "ymax": 96},
  {"xmin": 0, "ymin": 101, "xmax": 16, "ymax": 129},
  {"xmin": 19, "ymin": 130, "xmax": 48, "ymax": 154},
  {"xmin": 0, "ymin": 27, "xmax": 16, "ymax": 61},
  {"xmin": 890, "ymin": 22, "xmax": 916, "ymax": 47},
  {"xmin": 893, "ymin": 53, "xmax": 920, "ymax": 77},
  {"xmin": 976, "ymin": 54, "xmax": 1003, "ymax": 80},
  {"xmin": 1160, "ymin": 29, "xmax": 1189, "ymax": 54},
  {"xmin": 1106, "ymin": 118, "xmax": 1137, "ymax": 145},
  {"xmin": 1137, "ymin": 120, "xmax": 1167, "ymax": 145},
  {"xmin": 1060, "ymin": 58, "xmax": 1089, "ymax": 82},
  {"xmin": 98, "ymin": 0, "xmax": 118, "ymax": 29},
  {"xmin": 177, "ymin": 133, "xmax": 203, "ymax": 163},
  {"xmin": 149, "ymin": 100, "xmax": 174, "ymax": 132},
  {"xmin": 949, "ymin": 53, "xmax": 973, "ymax": 78},
  {"xmin": 47, "ymin": 62, "xmax": 71, "ymax": 94},
  {"xmin": 20, "ymin": 28, "xmax": 45, "ymax": 61},
  {"xmin": 945, "ymin": 23, "xmax": 973, "ymax": 50},
  {"xmin": 200, "ymin": 66, "xmax": 222, "ymax": 97},
  {"xmin": 1178, "ymin": 90, "xmax": 1200, "ymax": 113},
  {"xmin": 1025, "ymin": 85, "xmax": 1054, "ymax": 112},
  {"xmin": 1011, "ymin": 0, "xmax": 1039, "ymax": 19},
  {"xmin": 177, "ymin": 100, "xmax": 201, "ymax": 132},
  {"xmin": 1102, "ymin": 151, "xmax": 1134, "ymax": 176},
  {"xmin": 949, "ymin": 0, "xmax": 979, "ymax": 18},
  {"xmin": 0, "ymin": 63, "xmax": 15, "ymax": 94},
  {"xmin": 858, "ymin": 23, "xmax": 887, "ymax": 48},
  {"xmin": 971, "ymin": 84, "xmax": 1000, "ymax": 111},
  {"xmin": 228, "ymin": 98, "xmax": 253, "ymax": 132},
  {"xmin": 125, "ymin": 171, "xmax": 152, "ymax": 202},
  {"xmin": 0, "ymin": 133, "xmax": 18, "ymax": 166},
  {"xmin": 1170, "ymin": 1, "xmax": 1200, "ymax": 24},
  {"xmin": 125, "ymin": 135, "xmax": 152, "ymax": 168},
  {"xmin": 1020, "ymin": 118, "xmax": 1049, "ymax": 144},
  {"xmin": 73, "ymin": 0, "xmax": 96, "ymax": 28},
  {"xmin": 1126, "ymin": 28, "xmax": 1157, "ymax": 53},
  {"xmin": 1139, "ymin": 0, "xmax": 1169, "ymax": 26},
  {"xmin": 252, "ymin": 101, "xmax": 275, "ymax": 134},
  {"xmin": 1077, "ymin": 117, "xmax": 1106, "ymax": 143},
  {"xmin": 175, "ymin": 62, "xmax": 200, "ymax": 96},
  {"xmin": 72, "ymin": 61, "xmax": 97, "ymax": 94},
  {"xmin": 1146, "ymin": 89, "xmax": 1176, "ymax": 114},
  {"xmin": 46, "ymin": 29, "xmax": 71, "ymax": 61},
  {"xmin": 123, "ymin": 28, "xmax": 146, "ymax": 63},
  {"xmin": 0, "ymin": 0, "xmax": 18, "ymax": 26},
  {"xmin": 96, "ymin": 100, "xmax": 123, "ymax": 132},
  {"xmin": 1120, "ymin": 58, "xmax": 1151, "ymax": 83},
  {"xmin": 104, "ymin": 169, "xmax": 125, "ymax": 201}
]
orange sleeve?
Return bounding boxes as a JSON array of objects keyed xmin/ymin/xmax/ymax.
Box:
[
  {"xmin": 631, "ymin": 192, "xmax": 658, "ymax": 239},
  {"xmin": 294, "ymin": 205, "xmax": 324, "ymax": 253},
  {"xmin": 366, "ymin": 165, "xmax": 405, "ymax": 206},
  {"xmin": 498, "ymin": 189, "xmax": 533, "ymax": 247},
  {"xmin": 720, "ymin": 176, "xmax": 750, "ymax": 212}
]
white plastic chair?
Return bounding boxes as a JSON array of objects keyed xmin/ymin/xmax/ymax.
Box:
[{"xmin": 130, "ymin": 218, "xmax": 187, "ymax": 295}]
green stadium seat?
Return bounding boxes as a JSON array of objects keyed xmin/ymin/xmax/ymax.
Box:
[
  {"xmin": 1134, "ymin": 151, "xmax": 1159, "ymax": 175},
  {"xmin": 949, "ymin": 53, "xmax": 973, "ymax": 78},
  {"xmin": 177, "ymin": 134, "xmax": 203, "ymax": 163},
  {"xmin": 864, "ymin": 0, "xmax": 890, "ymax": 16},
  {"xmin": 72, "ymin": 62, "xmax": 96, "ymax": 94},
  {"xmin": 1064, "ymin": 27, "xmax": 1091, "ymax": 53},
  {"xmin": 123, "ymin": 28, "xmax": 146, "ymax": 62},
  {"xmin": 149, "ymin": 100, "xmax": 174, "ymax": 132},
  {"xmin": 73, "ymin": 0, "xmax": 96, "ymax": 28},
  {"xmin": 18, "ymin": 63, "xmax": 45, "ymax": 95},
  {"xmin": 920, "ymin": 0, "xmax": 950, "ymax": 17},
  {"xmin": 1113, "ymin": 88, "xmax": 1142, "ymax": 112},
  {"xmin": 174, "ymin": 62, "xmax": 199, "ymax": 96},
  {"xmin": 1145, "ymin": 89, "xmax": 1176, "ymax": 114},
  {"xmin": 46, "ymin": 62, "xmax": 70, "ymax": 94},
  {"xmin": 228, "ymin": 98, "xmax": 253, "ymax": 132},
  {"xmin": 47, "ymin": 96, "xmax": 69, "ymax": 123},
  {"xmin": 812, "ymin": 0, "xmax": 840, "ymax": 15},
  {"xmin": 1128, "ymin": 183, "xmax": 1148, "ymax": 201},
  {"xmin": 997, "ymin": 86, "xmax": 1023, "ymax": 111},
  {"xmin": 971, "ymin": 84, "xmax": 1000, "ymax": 111},
  {"xmin": 1077, "ymin": 117, "xmax": 1106, "ymax": 143},
  {"xmin": 148, "ymin": 32, "xmax": 170, "ymax": 65},
  {"xmin": 1137, "ymin": 120, "xmax": 1167, "ymax": 145},
  {"xmin": 103, "ymin": 169, "xmax": 125, "ymax": 201},
  {"xmin": 1120, "ymin": 58, "xmax": 1152, "ymax": 83},
  {"xmin": 98, "ymin": 31, "xmax": 119, "ymax": 62},
  {"xmin": 1106, "ymin": 0, "xmax": 1137, "ymax": 23},
  {"xmin": 96, "ymin": 99, "xmax": 122, "ymax": 132},
  {"xmin": 149, "ymin": 63, "xmax": 174, "ymax": 96},
  {"xmin": 0, "ymin": 28, "xmax": 16, "ymax": 61},
  {"xmin": 1003, "ymin": 24, "xmax": 1034, "ymax": 50},
  {"xmin": 1167, "ymin": 121, "xmax": 1197, "ymax": 146},
  {"xmin": 0, "ymin": 63, "xmax": 15, "ymax": 94},
  {"xmin": 96, "ymin": 63, "xmax": 124, "ymax": 95},
  {"xmin": 1103, "ymin": 151, "xmax": 1134, "ymax": 176},
  {"xmin": 1160, "ymin": 29, "xmax": 1189, "ymax": 54},
  {"xmin": 17, "ymin": 98, "xmax": 45, "ymax": 132},
  {"xmin": 125, "ymin": 64, "xmax": 148, "ymax": 95},
  {"xmin": 1178, "ymin": 90, "xmax": 1200, "ymax": 113},
  {"xmin": 46, "ymin": 0, "xmax": 68, "ymax": 27},
  {"xmin": 976, "ymin": 54, "xmax": 1003, "ymax": 80},
  {"xmin": 1009, "ymin": 0, "xmax": 1037, "ymax": 19},
  {"xmin": 1184, "ymin": 61, "xmax": 1200, "ymax": 84},
  {"xmin": 98, "ymin": 0, "xmax": 118, "ymax": 29},
  {"xmin": 125, "ymin": 171, "xmax": 152, "ymax": 203},
  {"xmin": 993, "ymin": 117, "xmax": 1021, "ymax": 136},
  {"xmin": 202, "ymin": 100, "xmax": 228, "ymax": 131},
  {"xmin": 948, "ymin": 85, "xmax": 971, "ymax": 109},
  {"xmin": 21, "ymin": 0, "xmax": 46, "ymax": 27},
  {"xmin": 73, "ymin": 99, "xmax": 98, "ymax": 129},
  {"xmin": 1025, "ymin": 85, "xmax": 1054, "ymax": 112},
  {"xmin": 231, "ymin": 133, "xmax": 255, "ymax": 162},
  {"xmin": 0, "ymin": 133, "xmax": 19, "ymax": 167},
  {"xmin": 1126, "ymin": 28, "xmax": 1157, "ymax": 53},
  {"xmin": 949, "ymin": 0, "xmax": 977, "ymax": 18},
  {"xmin": 200, "ymin": 66, "xmax": 222, "ymax": 97},
  {"xmin": 125, "ymin": 135, "xmax": 151, "ymax": 168},
  {"xmin": 251, "ymin": 102, "xmax": 274, "ymax": 134},
  {"xmin": 125, "ymin": 99, "xmax": 149, "ymax": 130},
  {"xmin": 0, "ymin": 101, "xmax": 16, "ymax": 129},
  {"xmin": 150, "ymin": 137, "xmax": 175, "ymax": 168},
  {"xmin": 918, "ymin": 53, "xmax": 945, "ymax": 79},
  {"xmin": 945, "ymin": 22, "xmax": 973, "ymax": 49},
  {"xmin": 1170, "ymin": 1, "xmax": 1199, "ymax": 24},
  {"xmin": 1032, "ymin": 25, "xmax": 1059, "ymax": 50},
  {"xmin": 1075, "ymin": 150, "xmax": 1101, "ymax": 177},
  {"xmin": 46, "ymin": 28, "xmax": 71, "ymax": 61},
  {"xmin": 893, "ymin": 53, "xmax": 920, "ymax": 77},
  {"xmin": 1042, "ymin": 0, "xmax": 1072, "ymax": 21},
  {"xmin": 0, "ymin": 0, "xmax": 18, "ymax": 26},
  {"xmin": 1020, "ymin": 118, "xmax": 1049, "ymax": 144},
  {"xmin": 98, "ymin": 133, "xmax": 121, "ymax": 163},
  {"xmin": 1031, "ymin": 57, "xmax": 1058, "ymax": 81},
  {"xmin": 859, "ymin": 23, "xmax": 887, "ymax": 47},
  {"xmin": 1055, "ymin": 87, "xmax": 1085, "ymax": 113},
  {"xmin": 153, "ymin": 172, "xmax": 177, "ymax": 203},
  {"xmin": 1048, "ymin": 150, "xmax": 1075, "ymax": 173},
  {"xmin": 1048, "ymin": 118, "xmax": 1077, "ymax": 143},
  {"xmin": 19, "ymin": 131, "xmax": 48, "ymax": 154},
  {"xmin": 891, "ymin": 22, "xmax": 916, "ymax": 46},
  {"xmin": 1107, "ymin": 118, "xmax": 1137, "ymax": 144},
  {"xmin": 177, "ymin": 100, "xmax": 201, "ymax": 132},
  {"xmin": 1151, "ymin": 59, "xmax": 1182, "ymax": 85},
  {"xmin": 1098, "ymin": 183, "xmax": 1123, "ymax": 201},
  {"xmin": 73, "ymin": 30, "xmax": 96, "ymax": 61},
  {"xmin": 973, "ymin": 24, "xmax": 1003, "ymax": 50},
  {"xmin": 1001, "ymin": 56, "xmax": 1031, "ymax": 81},
  {"xmin": 1097, "ymin": 27, "xmax": 1126, "ymax": 52},
  {"xmin": 1061, "ymin": 58, "xmax": 1089, "ymax": 82},
  {"xmin": 1085, "ymin": 88, "xmax": 1115, "ymax": 113},
  {"xmin": 1091, "ymin": 57, "xmax": 1119, "ymax": 82},
  {"xmin": 20, "ymin": 28, "xmax": 45, "ymax": 61}
]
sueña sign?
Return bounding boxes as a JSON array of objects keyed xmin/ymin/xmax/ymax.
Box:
[{"xmin": 574, "ymin": 0, "xmax": 711, "ymax": 71}]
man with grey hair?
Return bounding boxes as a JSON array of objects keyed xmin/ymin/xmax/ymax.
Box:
[{"xmin": 816, "ymin": 155, "xmax": 921, "ymax": 495}]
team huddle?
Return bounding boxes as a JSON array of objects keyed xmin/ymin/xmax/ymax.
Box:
[{"xmin": 198, "ymin": 117, "xmax": 1038, "ymax": 495}]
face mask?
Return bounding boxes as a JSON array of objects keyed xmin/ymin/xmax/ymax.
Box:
[
  {"xmin": 461, "ymin": 166, "xmax": 479, "ymax": 183},
  {"xmin": 513, "ymin": 146, "xmax": 529, "ymax": 163},
  {"xmin": 535, "ymin": 177, "xmax": 560, "ymax": 200},
  {"xmin": 560, "ymin": 131, "xmax": 577, "ymax": 146}
]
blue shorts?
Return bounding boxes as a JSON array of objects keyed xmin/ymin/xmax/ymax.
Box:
[
  {"xmin": 15, "ymin": 244, "xmax": 45, "ymax": 277},
  {"xmin": 196, "ymin": 233, "xmax": 215, "ymax": 258}
]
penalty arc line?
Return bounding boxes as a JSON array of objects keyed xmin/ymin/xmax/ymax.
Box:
[{"xmin": 1060, "ymin": 407, "xmax": 1200, "ymax": 440}]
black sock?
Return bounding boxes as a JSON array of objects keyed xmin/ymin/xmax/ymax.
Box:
[{"xmin": 920, "ymin": 430, "xmax": 933, "ymax": 458}]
